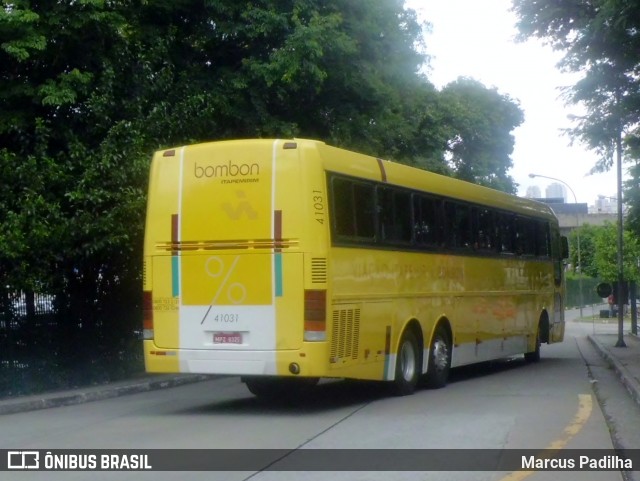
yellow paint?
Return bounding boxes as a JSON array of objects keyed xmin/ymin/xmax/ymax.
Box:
[
  {"xmin": 151, "ymin": 255, "xmax": 179, "ymax": 350},
  {"xmin": 181, "ymin": 254, "xmax": 272, "ymax": 306},
  {"xmin": 143, "ymin": 341, "xmax": 179, "ymax": 372},
  {"xmin": 499, "ymin": 394, "xmax": 593, "ymax": 481},
  {"xmin": 181, "ymin": 141, "xmax": 273, "ymax": 241}
]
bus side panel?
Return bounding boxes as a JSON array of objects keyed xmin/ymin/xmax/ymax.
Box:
[
  {"xmin": 326, "ymin": 300, "xmax": 391, "ymax": 381},
  {"xmin": 328, "ymin": 249, "xmax": 403, "ymax": 381}
]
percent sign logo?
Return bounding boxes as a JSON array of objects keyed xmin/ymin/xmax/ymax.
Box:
[{"xmin": 200, "ymin": 256, "xmax": 247, "ymax": 325}]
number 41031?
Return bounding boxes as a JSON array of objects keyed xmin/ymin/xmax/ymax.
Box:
[{"xmin": 313, "ymin": 190, "xmax": 325, "ymax": 225}]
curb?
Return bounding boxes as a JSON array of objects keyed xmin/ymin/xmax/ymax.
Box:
[
  {"xmin": 588, "ymin": 335, "xmax": 640, "ymax": 407},
  {"xmin": 0, "ymin": 374, "xmax": 215, "ymax": 416}
]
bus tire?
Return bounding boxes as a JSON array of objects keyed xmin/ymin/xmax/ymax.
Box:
[
  {"xmin": 392, "ymin": 329, "xmax": 421, "ymax": 396},
  {"xmin": 424, "ymin": 324, "xmax": 451, "ymax": 389},
  {"xmin": 525, "ymin": 323, "xmax": 541, "ymax": 363}
]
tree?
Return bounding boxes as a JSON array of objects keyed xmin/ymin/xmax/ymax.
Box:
[
  {"xmin": 568, "ymin": 223, "xmax": 640, "ymax": 281},
  {"xmin": 568, "ymin": 224, "xmax": 600, "ymax": 278},
  {"xmin": 0, "ymin": 0, "xmax": 526, "ymax": 390},
  {"xmin": 0, "ymin": 0, "xmax": 435, "ymax": 384},
  {"xmin": 593, "ymin": 222, "xmax": 640, "ymax": 282},
  {"xmin": 439, "ymin": 78, "xmax": 524, "ymax": 193}
]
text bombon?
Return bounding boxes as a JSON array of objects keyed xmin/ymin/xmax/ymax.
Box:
[{"xmin": 194, "ymin": 161, "xmax": 259, "ymax": 179}]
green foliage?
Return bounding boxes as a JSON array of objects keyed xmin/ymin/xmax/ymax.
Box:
[
  {"xmin": 568, "ymin": 223, "xmax": 600, "ymax": 278},
  {"xmin": 0, "ymin": 6, "xmax": 45, "ymax": 61},
  {"xmin": 624, "ymin": 164, "xmax": 640, "ymax": 237},
  {"xmin": 568, "ymin": 222, "xmax": 640, "ymax": 282},
  {"xmin": 593, "ymin": 222, "xmax": 640, "ymax": 282},
  {"xmin": 0, "ymin": 0, "xmax": 525, "ymax": 392},
  {"xmin": 439, "ymin": 78, "xmax": 524, "ymax": 193}
]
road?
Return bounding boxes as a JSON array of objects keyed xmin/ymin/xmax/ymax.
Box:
[{"xmin": 0, "ymin": 309, "xmax": 633, "ymax": 481}]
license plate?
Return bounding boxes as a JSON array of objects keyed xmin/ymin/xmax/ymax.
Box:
[{"xmin": 213, "ymin": 332, "xmax": 243, "ymax": 344}]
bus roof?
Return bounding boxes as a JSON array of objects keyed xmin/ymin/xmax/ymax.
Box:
[
  {"xmin": 159, "ymin": 138, "xmax": 558, "ymax": 223},
  {"xmin": 301, "ymin": 139, "xmax": 558, "ymax": 223}
]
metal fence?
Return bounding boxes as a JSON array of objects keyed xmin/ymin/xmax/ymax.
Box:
[{"xmin": 0, "ymin": 290, "xmax": 143, "ymax": 398}]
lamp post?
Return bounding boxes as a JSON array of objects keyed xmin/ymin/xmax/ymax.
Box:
[
  {"xmin": 529, "ymin": 174, "xmax": 584, "ymax": 317},
  {"xmin": 614, "ymin": 126, "xmax": 626, "ymax": 347}
]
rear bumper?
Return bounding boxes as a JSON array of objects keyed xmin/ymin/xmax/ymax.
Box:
[{"xmin": 144, "ymin": 340, "xmax": 328, "ymax": 377}]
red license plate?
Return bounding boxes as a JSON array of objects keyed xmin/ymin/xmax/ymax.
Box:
[{"xmin": 213, "ymin": 332, "xmax": 243, "ymax": 344}]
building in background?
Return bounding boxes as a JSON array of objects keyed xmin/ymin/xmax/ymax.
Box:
[
  {"xmin": 531, "ymin": 197, "xmax": 616, "ymax": 237},
  {"xmin": 526, "ymin": 183, "xmax": 618, "ymax": 218},
  {"xmin": 546, "ymin": 182, "xmax": 567, "ymax": 202},
  {"xmin": 592, "ymin": 195, "xmax": 617, "ymax": 214},
  {"xmin": 525, "ymin": 185, "xmax": 541, "ymax": 199},
  {"xmin": 535, "ymin": 198, "xmax": 588, "ymax": 237}
]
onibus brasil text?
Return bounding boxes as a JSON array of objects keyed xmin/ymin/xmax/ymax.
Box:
[{"xmin": 38, "ymin": 453, "xmax": 151, "ymax": 471}]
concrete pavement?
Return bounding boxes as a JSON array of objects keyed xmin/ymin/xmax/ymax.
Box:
[{"xmin": 588, "ymin": 331, "xmax": 640, "ymax": 407}]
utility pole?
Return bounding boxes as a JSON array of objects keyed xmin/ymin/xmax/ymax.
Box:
[{"xmin": 615, "ymin": 98, "xmax": 626, "ymax": 348}]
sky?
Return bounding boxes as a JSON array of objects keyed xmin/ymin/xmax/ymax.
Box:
[{"xmin": 407, "ymin": 0, "xmax": 621, "ymax": 206}]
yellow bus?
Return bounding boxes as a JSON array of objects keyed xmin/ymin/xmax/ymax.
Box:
[{"xmin": 143, "ymin": 139, "xmax": 567, "ymax": 397}]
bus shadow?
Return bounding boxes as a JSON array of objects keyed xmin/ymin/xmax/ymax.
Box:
[
  {"xmin": 447, "ymin": 355, "xmax": 564, "ymax": 384},
  {"xmin": 178, "ymin": 356, "xmax": 565, "ymax": 415},
  {"xmin": 447, "ymin": 357, "xmax": 527, "ymax": 384},
  {"xmin": 179, "ymin": 379, "xmax": 391, "ymax": 415}
]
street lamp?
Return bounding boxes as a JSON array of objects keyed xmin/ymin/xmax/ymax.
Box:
[{"xmin": 528, "ymin": 173, "xmax": 584, "ymax": 317}]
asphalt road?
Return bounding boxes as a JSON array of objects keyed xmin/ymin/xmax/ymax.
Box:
[{"xmin": 1, "ymin": 313, "xmax": 634, "ymax": 481}]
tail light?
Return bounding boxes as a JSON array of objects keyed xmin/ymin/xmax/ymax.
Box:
[
  {"xmin": 304, "ymin": 289, "xmax": 326, "ymax": 341},
  {"xmin": 143, "ymin": 291, "xmax": 154, "ymax": 340}
]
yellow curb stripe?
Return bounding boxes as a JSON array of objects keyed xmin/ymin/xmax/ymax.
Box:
[{"xmin": 499, "ymin": 394, "xmax": 593, "ymax": 481}]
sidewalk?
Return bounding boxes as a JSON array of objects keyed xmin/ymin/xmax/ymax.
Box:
[
  {"xmin": 0, "ymin": 373, "xmax": 214, "ymax": 415},
  {"xmin": 588, "ymin": 332, "xmax": 640, "ymax": 406}
]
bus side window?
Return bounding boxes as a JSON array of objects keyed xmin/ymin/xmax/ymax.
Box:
[
  {"xmin": 444, "ymin": 201, "xmax": 471, "ymax": 250},
  {"xmin": 413, "ymin": 195, "xmax": 439, "ymax": 247},
  {"xmin": 332, "ymin": 176, "xmax": 376, "ymax": 241},
  {"xmin": 498, "ymin": 213, "xmax": 515, "ymax": 254},
  {"xmin": 515, "ymin": 217, "xmax": 537, "ymax": 256},
  {"xmin": 379, "ymin": 187, "xmax": 412, "ymax": 244},
  {"xmin": 353, "ymin": 182, "xmax": 376, "ymax": 239},
  {"xmin": 536, "ymin": 221, "xmax": 550, "ymax": 258},
  {"xmin": 332, "ymin": 177, "xmax": 356, "ymax": 237},
  {"xmin": 394, "ymin": 190, "xmax": 412, "ymax": 243},
  {"xmin": 473, "ymin": 207, "xmax": 495, "ymax": 252}
]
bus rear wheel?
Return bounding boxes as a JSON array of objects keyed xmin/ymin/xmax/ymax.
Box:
[
  {"xmin": 392, "ymin": 329, "xmax": 421, "ymax": 396},
  {"xmin": 424, "ymin": 325, "xmax": 451, "ymax": 389}
]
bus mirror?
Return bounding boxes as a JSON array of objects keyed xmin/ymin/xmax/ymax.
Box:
[{"xmin": 561, "ymin": 236, "xmax": 569, "ymax": 259}]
